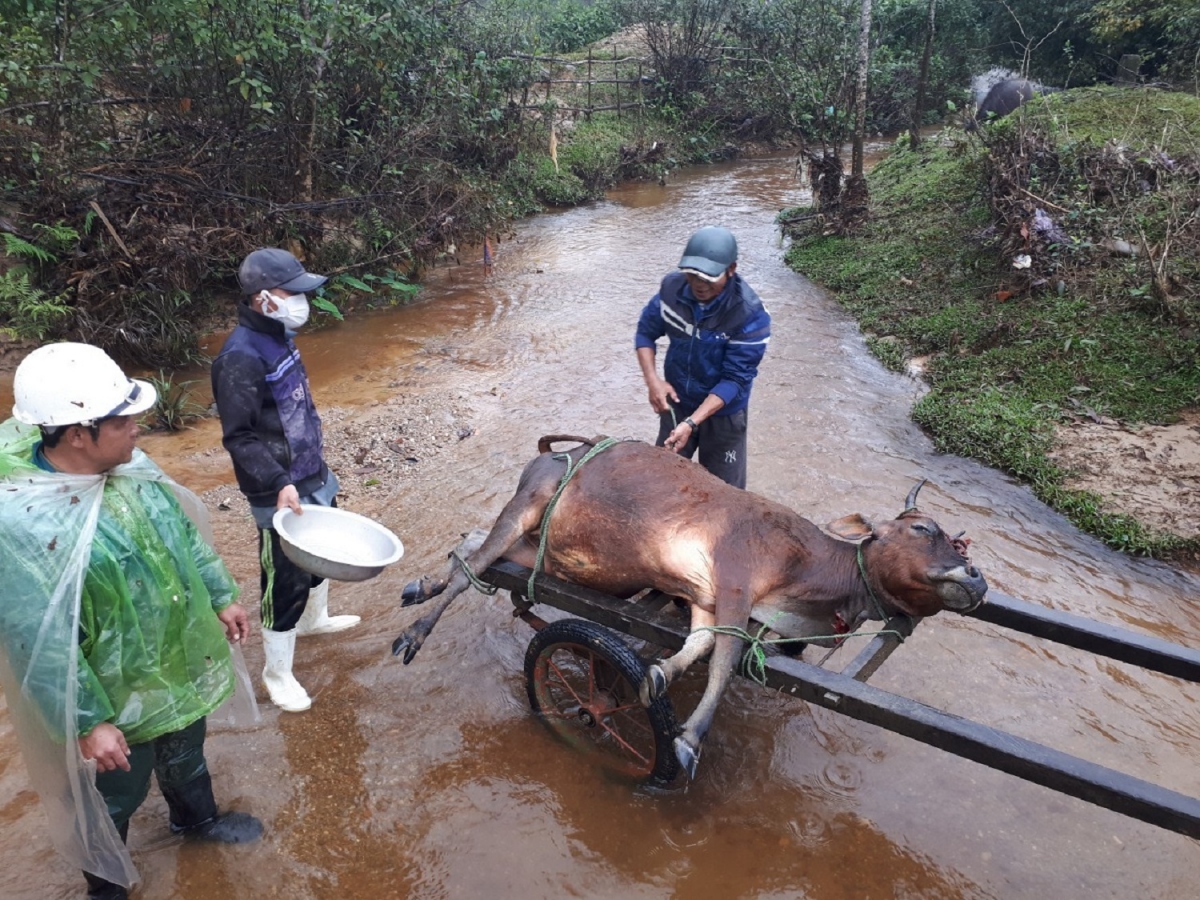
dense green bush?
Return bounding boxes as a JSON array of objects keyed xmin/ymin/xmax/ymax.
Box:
[
  {"xmin": 0, "ymin": 1, "xmax": 539, "ymax": 362},
  {"xmin": 530, "ymin": 156, "xmax": 591, "ymax": 206},
  {"xmin": 542, "ymin": 0, "xmax": 622, "ymax": 52}
]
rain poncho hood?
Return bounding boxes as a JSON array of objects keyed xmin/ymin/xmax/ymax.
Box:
[{"xmin": 0, "ymin": 418, "xmax": 257, "ymax": 886}]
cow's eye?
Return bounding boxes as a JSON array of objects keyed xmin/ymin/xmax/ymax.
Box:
[{"xmin": 911, "ymin": 522, "xmax": 935, "ymax": 536}]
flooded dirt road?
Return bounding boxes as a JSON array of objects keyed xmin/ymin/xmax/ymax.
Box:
[{"xmin": 2, "ymin": 153, "xmax": 1199, "ymax": 899}]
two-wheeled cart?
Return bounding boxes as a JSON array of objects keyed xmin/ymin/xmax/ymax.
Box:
[{"xmin": 481, "ymin": 559, "xmax": 1200, "ymax": 839}]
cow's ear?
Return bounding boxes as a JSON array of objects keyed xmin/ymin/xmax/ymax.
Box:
[{"xmin": 826, "ymin": 514, "xmax": 874, "ymax": 542}]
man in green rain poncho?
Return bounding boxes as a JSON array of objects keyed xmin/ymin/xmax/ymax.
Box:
[{"xmin": 0, "ymin": 343, "xmax": 262, "ymax": 900}]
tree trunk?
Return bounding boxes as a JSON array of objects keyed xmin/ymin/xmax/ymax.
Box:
[
  {"xmin": 850, "ymin": 0, "xmax": 872, "ymax": 178},
  {"xmin": 808, "ymin": 149, "xmax": 843, "ymax": 217},
  {"xmin": 909, "ymin": 0, "xmax": 937, "ymax": 151},
  {"xmin": 300, "ymin": 0, "xmax": 340, "ymax": 204}
]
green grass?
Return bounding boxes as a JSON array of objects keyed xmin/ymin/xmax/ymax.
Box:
[
  {"xmin": 1022, "ymin": 86, "xmax": 1200, "ymax": 160},
  {"xmin": 784, "ymin": 87, "xmax": 1200, "ymax": 559}
]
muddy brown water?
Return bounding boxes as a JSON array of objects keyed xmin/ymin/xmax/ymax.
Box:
[{"xmin": 3, "ymin": 151, "xmax": 1200, "ymax": 899}]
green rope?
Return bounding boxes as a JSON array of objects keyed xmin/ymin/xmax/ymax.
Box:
[
  {"xmin": 700, "ymin": 621, "xmax": 910, "ymax": 686},
  {"xmin": 452, "ymin": 549, "xmax": 498, "ymax": 596},
  {"xmin": 855, "ymin": 541, "xmax": 892, "ymax": 623},
  {"xmin": 701, "ymin": 544, "xmax": 912, "ymax": 687},
  {"xmin": 528, "ymin": 437, "xmax": 624, "ymax": 599}
]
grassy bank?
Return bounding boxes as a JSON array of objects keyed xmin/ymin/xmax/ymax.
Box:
[
  {"xmin": 783, "ymin": 87, "xmax": 1200, "ymax": 559},
  {"xmin": 501, "ymin": 108, "xmax": 738, "ymax": 211}
]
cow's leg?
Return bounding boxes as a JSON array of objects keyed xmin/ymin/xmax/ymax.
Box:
[
  {"xmin": 392, "ymin": 521, "xmax": 531, "ymax": 664},
  {"xmin": 392, "ymin": 457, "xmax": 566, "ymax": 664},
  {"xmin": 673, "ymin": 630, "xmax": 744, "ymax": 780},
  {"xmin": 400, "ymin": 528, "xmax": 488, "ymax": 607},
  {"xmin": 639, "ymin": 604, "xmax": 715, "ymax": 707}
]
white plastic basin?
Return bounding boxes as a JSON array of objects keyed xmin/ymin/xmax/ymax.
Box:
[{"xmin": 273, "ymin": 505, "xmax": 404, "ymax": 582}]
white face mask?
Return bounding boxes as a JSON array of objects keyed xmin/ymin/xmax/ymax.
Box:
[{"xmin": 260, "ymin": 290, "xmax": 309, "ymax": 330}]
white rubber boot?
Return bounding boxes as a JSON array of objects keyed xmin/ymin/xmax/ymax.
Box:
[
  {"xmin": 295, "ymin": 581, "xmax": 360, "ymax": 636},
  {"xmin": 261, "ymin": 628, "xmax": 311, "ymax": 712}
]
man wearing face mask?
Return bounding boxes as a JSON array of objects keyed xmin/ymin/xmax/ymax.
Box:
[{"xmin": 211, "ymin": 248, "xmax": 360, "ymax": 714}]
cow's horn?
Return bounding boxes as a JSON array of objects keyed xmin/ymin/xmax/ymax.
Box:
[{"xmin": 904, "ymin": 478, "xmax": 928, "ymax": 512}]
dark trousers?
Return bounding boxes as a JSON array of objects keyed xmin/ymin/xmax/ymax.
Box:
[
  {"xmin": 93, "ymin": 717, "xmax": 210, "ymax": 832},
  {"xmin": 258, "ymin": 526, "xmax": 324, "ymax": 632},
  {"xmin": 83, "ymin": 820, "xmax": 129, "ymax": 900},
  {"xmin": 258, "ymin": 495, "xmax": 335, "ymax": 632},
  {"xmin": 656, "ymin": 406, "xmax": 749, "ymax": 489}
]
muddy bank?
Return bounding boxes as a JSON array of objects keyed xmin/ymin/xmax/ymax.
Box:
[{"xmin": 1051, "ymin": 413, "xmax": 1200, "ymax": 544}]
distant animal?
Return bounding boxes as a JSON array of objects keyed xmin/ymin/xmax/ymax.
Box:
[
  {"xmin": 971, "ymin": 77, "xmax": 1039, "ymax": 128},
  {"xmin": 393, "ymin": 435, "xmax": 988, "ymax": 779}
]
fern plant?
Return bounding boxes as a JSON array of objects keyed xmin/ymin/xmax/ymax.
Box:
[
  {"xmin": 2, "ymin": 233, "xmax": 56, "ymax": 264},
  {"xmin": 0, "ymin": 270, "xmax": 71, "ymax": 340},
  {"xmin": 31, "ymin": 222, "xmax": 82, "ymax": 256},
  {"xmin": 0, "ymin": 221, "xmax": 80, "ymax": 341}
]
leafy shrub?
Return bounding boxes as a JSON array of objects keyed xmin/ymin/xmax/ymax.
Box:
[
  {"xmin": 561, "ymin": 120, "xmax": 627, "ymax": 190},
  {"xmin": 542, "ymin": 0, "xmax": 620, "ymax": 52},
  {"xmin": 0, "ymin": 269, "xmax": 71, "ymax": 341},
  {"xmin": 532, "ymin": 157, "xmax": 590, "ymax": 206}
]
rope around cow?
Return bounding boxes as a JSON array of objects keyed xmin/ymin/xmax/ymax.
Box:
[
  {"xmin": 446, "ymin": 437, "xmax": 627, "ymax": 599},
  {"xmin": 529, "ymin": 437, "xmax": 625, "ymax": 598}
]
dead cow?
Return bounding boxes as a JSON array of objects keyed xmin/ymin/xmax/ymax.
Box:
[{"xmin": 394, "ymin": 435, "xmax": 987, "ymax": 778}]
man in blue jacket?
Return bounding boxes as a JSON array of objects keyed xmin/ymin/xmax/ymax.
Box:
[
  {"xmin": 211, "ymin": 249, "xmax": 359, "ymax": 714},
  {"xmin": 635, "ymin": 226, "xmax": 771, "ymax": 489}
]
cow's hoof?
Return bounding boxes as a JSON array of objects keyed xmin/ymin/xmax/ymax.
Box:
[
  {"xmin": 674, "ymin": 737, "xmax": 701, "ymax": 780},
  {"xmin": 639, "ymin": 665, "xmax": 667, "ymax": 708},
  {"xmin": 400, "ymin": 581, "xmax": 427, "ymax": 608},
  {"xmin": 390, "ymin": 633, "xmax": 421, "ymax": 665}
]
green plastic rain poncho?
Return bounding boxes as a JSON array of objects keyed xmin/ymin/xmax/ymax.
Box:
[{"xmin": 0, "ymin": 418, "xmax": 256, "ymax": 887}]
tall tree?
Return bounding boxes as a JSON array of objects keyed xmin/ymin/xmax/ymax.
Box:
[
  {"xmin": 909, "ymin": 0, "xmax": 937, "ymax": 150},
  {"xmin": 836, "ymin": 0, "xmax": 872, "ymax": 234},
  {"xmin": 850, "ymin": 0, "xmax": 872, "ymax": 179}
]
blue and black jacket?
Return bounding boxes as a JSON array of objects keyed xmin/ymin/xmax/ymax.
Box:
[
  {"xmin": 211, "ymin": 304, "xmax": 329, "ymax": 506},
  {"xmin": 634, "ymin": 272, "xmax": 771, "ymax": 415}
]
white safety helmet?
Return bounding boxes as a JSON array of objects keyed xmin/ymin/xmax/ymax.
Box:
[{"xmin": 12, "ymin": 342, "xmax": 157, "ymax": 427}]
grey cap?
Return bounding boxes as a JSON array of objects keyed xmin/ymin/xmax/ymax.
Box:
[
  {"xmin": 238, "ymin": 248, "xmax": 328, "ymax": 295},
  {"xmin": 677, "ymin": 226, "xmax": 737, "ymax": 281}
]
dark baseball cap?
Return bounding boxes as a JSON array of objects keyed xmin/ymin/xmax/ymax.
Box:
[
  {"xmin": 238, "ymin": 248, "xmax": 328, "ymax": 295},
  {"xmin": 677, "ymin": 226, "xmax": 737, "ymax": 280}
]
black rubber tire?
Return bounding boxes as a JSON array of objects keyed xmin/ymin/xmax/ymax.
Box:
[{"xmin": 524, "ymin": 618, "xmax": 680, "ymax": 784}]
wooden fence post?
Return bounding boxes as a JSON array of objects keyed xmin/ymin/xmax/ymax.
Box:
[
  {"xmin": 638, "ymin": 59, "xmax": 643, "ymax": 128},
  {"xmin": 506, "ymin": 52, "xmax": 652, "ymax": 122},
  {"xmin": 615, "ymin": 47, "xmax": 621, "ymax": 120},
  {"xmin": 586, "ymin": 47, "xmax": 593, "ymax": 122}
]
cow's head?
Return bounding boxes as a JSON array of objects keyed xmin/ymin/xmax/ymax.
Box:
[{"xmin": 826, "ymin": 480, "xmax": 987, "ymax": 617}]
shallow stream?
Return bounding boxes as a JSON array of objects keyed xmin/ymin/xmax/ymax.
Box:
[{"xmin": 2, "ymin": 150, "xmax": 1199, "ymax": 899}]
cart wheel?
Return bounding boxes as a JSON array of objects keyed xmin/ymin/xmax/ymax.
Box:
[{"xmin": 524, "ymin": 618, "xmax": 680, "ymax": 784}]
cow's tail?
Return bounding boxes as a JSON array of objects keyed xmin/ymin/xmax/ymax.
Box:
[{"xmin": 537, "ymin": 434, "xmax": 605, "ymax": 454}]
